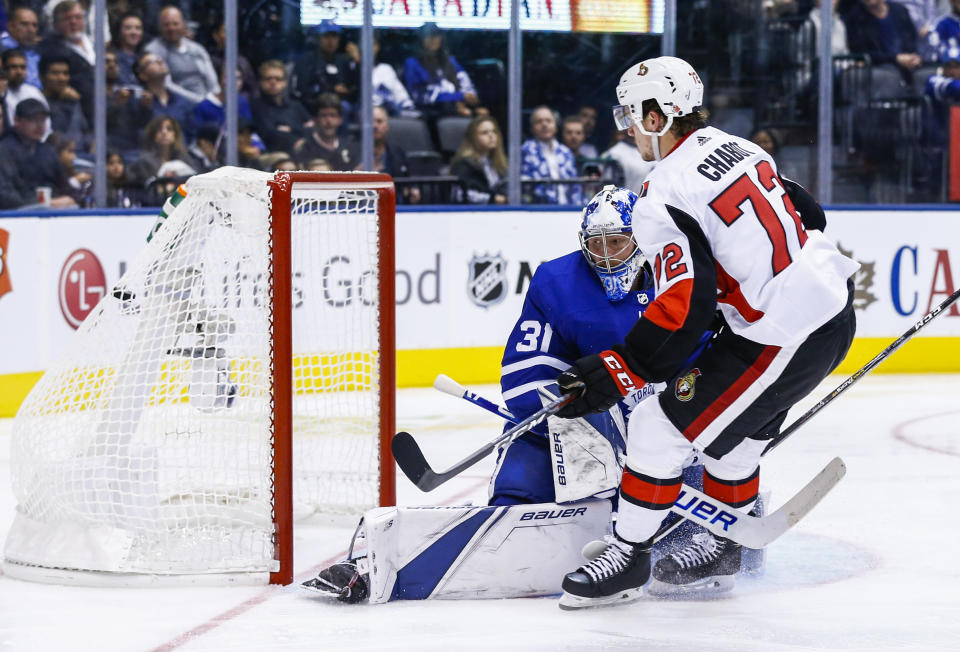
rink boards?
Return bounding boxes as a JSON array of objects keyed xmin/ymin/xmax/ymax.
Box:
[{"xmin": 0, "ymin": 205, "xmax": 958, "ymax": 416}]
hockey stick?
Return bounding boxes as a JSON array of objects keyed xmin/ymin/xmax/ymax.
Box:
[
  {"xmin": 666, "ymin": 457, "xmax": 845, "ymax": 548},
  {"xmin": 432, "ymin": 377, "xmax": 844, "ymax": 547},
  {"xmin": 766, "ymin": 286, "xmax": 960, "ymax": 454},
  {"xmin": 392, "ymin": 390, "xmax": 579, "ymax": 492},
  {"xmin": 434, "ymin": 374, "xmax": 516, "ymax": 421}
]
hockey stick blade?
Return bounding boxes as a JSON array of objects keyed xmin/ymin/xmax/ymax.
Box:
[
  {"xmin": 392, "ymin": 391, "xmax": 578, "ymax": 492},
  {"xmin": 392, "ymin": 430, "xmax": 495, "ymax": 492},
  {"xmin": 391, "ymin": 431, "xmax": 438, "ymax": 490},
  {"xmin": 670, "ymin": 457, "xmax": 846, "ymax": 548}
]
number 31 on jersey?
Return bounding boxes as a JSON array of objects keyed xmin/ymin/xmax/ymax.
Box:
[{"xmin": 516, "ymin": 320, "xmax": 554, "ymax": 352}]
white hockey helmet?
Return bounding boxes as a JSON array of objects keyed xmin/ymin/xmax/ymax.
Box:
[
  {"xmin": 612, "ymin": 56, "xmax": 704, "ymax": 137},
  {"xmin": 579, "ymin": 185, "xmax": 646, "ymax": 302}
]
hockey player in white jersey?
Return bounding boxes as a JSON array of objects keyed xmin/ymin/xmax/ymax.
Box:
[{"xmin": 554, "ymin": 56, "xmax": 858, "ymax": 608}]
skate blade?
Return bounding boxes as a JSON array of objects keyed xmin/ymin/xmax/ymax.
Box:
[
  {"xmin": 299, "ymin": 578, "xmax": 345, "ymax": 599},
  {"xmin": 646, "ymin": 575, "xmax": 735, "ymax": 598},
  {"xmin": 558, "ymin": 587, "xmax": 644, "ymax": 610}
]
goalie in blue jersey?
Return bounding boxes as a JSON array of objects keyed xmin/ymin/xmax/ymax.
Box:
[
  {"xmin": 302, "ymin": 186, "xmax": 761, "ymax": 604},
  {"xmin": 491, "ymin": 185, "xmax": 678, "ymax": 506}
]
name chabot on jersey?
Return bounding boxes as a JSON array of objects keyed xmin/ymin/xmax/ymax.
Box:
[{"xmin": 695, "ymin": 141, "xmax": 756, "ymax": 181}]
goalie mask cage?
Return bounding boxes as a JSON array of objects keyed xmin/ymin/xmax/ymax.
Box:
[{"xmin": 2, "ymin": 168, "xmax": 396, "ymax": 586}]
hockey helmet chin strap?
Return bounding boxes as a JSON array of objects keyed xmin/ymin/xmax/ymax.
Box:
[
  {"xmin": 614, "ymin": 105, "xmax": 674, "ymax": 162},
  {"xmin": 636, "ymin": 114, "xmax": 673, "ymax": 162}
]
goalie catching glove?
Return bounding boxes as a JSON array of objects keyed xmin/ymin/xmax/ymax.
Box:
[{"xmin": 556, "ymin": 348, "xmax": 646, "ymax": 418}]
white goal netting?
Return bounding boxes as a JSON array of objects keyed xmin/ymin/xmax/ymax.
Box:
[{"xmin": 3, "ymin": 168, "xmax": 390, "ymax": 583}]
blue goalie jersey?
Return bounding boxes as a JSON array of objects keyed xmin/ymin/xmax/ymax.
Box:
[
  {"xmin": 500, "ymin": 251, "xmax": 655, "ymax": 426},
  {"xmin": 491, "ymin": 251, "xmax": 655, "ymax": 505}
]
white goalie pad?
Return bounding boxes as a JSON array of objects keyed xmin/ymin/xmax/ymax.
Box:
[{"xmin": 358, "ymin": 500, "xmax": 612, "ymax": 603}]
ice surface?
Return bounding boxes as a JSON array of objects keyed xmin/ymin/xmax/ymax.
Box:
[{"xmin": 1, "ymin": 375, "xmax": 958, "ymax": 651}]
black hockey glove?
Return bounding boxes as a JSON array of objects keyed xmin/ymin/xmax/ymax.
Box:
[
  {"xmin": 556, "ymin": 349, "xmax": 647, "ymax": 419},
  {"xmin": 781, "ymin": 177, "xmax": 826, "ymax": 231}
]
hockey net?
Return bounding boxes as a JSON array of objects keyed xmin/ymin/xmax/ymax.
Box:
[{"xmin": 2, "ymin": 168, "xmax": 396, "ymax": 585}]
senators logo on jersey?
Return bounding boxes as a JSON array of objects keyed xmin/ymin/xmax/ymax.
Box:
[{"xmin": 675, "ymin": 368, "xmax": 701, "ymax": 401}]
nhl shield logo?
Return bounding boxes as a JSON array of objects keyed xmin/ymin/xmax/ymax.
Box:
[
  {"xmin": 675, "ymin": 368, "xmax": 701, "ymax": 402},
  {"xmin": 467, "ymin": 253, "xmax": 507, "ymax": 308}
]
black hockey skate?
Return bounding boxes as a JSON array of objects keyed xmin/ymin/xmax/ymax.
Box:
[
  {"xmin": 647, "ymin": 531, "xmax": 741, "ymax": 596},
  {"xmin": 558, "ymin": 535, "xmax": 651, "ymax": 610},
  {"xmin": 301, "ymin": 559, "xmax": 369, "ymax": 604}
]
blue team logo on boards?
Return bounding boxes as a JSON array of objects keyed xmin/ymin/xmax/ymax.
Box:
[{"xmin": 467, "ymin": 253, "xmax": 507, "ymax": 308}]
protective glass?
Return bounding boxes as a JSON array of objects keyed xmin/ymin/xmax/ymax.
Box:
[{"xmin": 612, "ymin": 104, "xmax": 633, "ymax": 130}]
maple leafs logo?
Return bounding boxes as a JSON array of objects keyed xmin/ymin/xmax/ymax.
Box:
[{"xmin": 837, "ymin": 243, "xmax": 877, "ymax": 310}]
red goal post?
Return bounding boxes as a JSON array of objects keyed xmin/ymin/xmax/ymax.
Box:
[{"xmin": 269, "ymin": 171, "xmax": 397, "ymax": 584}]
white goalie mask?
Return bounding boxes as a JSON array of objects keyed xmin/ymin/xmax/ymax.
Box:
[
  {"xmin": 612, "ymin": 56, "xmax": 704, "ymax": 142},
  {"xmin": 579, "ymin": 185, "xmax": 645, "ymax": 302}
]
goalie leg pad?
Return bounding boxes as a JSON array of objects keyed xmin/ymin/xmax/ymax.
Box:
[
  {"xmin": 488, "ymin": 433, "xmax": 556, "ymax": 505},
  {"xmin": 360, "ymin": 500, "xmax": 613, "ymax": 603}
]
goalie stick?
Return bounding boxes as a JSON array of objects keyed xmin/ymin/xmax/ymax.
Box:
[
  {"xmin": 392, "ymin": 390, "xmax": 579, "ymax": 492},
  {"xmin": 434, "ymin": 374, "xmax": 515, "ymax": 421},
  {"xmin": 427, "ymin": 376, "xmax": 845, "ymax": 548}
]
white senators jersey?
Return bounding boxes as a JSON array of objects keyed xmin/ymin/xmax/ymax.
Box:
[{"xmin": 623, "ymin": 126, "xmax": 859, "ymax": 379}]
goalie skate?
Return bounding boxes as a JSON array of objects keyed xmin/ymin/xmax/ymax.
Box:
[{"xmin": 301, "ymin": 559, "xmax": 369, "ymax": 604}]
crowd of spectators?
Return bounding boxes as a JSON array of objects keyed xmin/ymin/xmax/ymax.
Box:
[
  {"xmin": 31, "ymin": 1, "xmax": 960, "ymax": 208},
  {"xmin": 0, "ymin": 4, "xmax": 638, "ymax": 209},
  {"xmin": 733, "ymin": 0, "xmax": 960, "ymax": 200}
]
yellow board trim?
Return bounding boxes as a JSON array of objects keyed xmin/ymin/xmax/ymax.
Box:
[
  {"xmin": 2, "ymin": 337, "xmax": 958, "ymax": 418},
  {"xmin": 832, "ymin": 336, "xmax": 960, "ymax": 374},
  {"xmin": 397, "ymin": 337, "xmax": 960, "ymax": 387},
  {"xmin": 396, "ymin": 347, "xmax": 504, "ymax": 387},
  {"xmin": 0, "ymin": 371, "xmax": 42, "ymax": 417}
]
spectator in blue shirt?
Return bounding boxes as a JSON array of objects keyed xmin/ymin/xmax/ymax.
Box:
[
  {"xmin": 193, "ymin": 66, "xmax": 255, "ymax": 130},
  {"xmin": 371, "ymin": 32, "xmax": 417, "ymax": 116},
  {"xmin": 131, "ymin": 50, "xmax": 196, "ymax": 142},
  {"xmin": 403, "ymin": 22, "xmax": 480, "ymax": 118},
  {"xmin": 521, "ymin": 105, "xmax": 581, "ymax": 205},
  {"xmin": 0, "ymin": 8, "xmax": 42, "ymax": 89},
  {"xmin": 924, "ymin": 48, "xmax": 960, "ymax": 145},
  {"xmin": 109, "ymin": 11, "xmax": 145, "ymax": 87}
]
